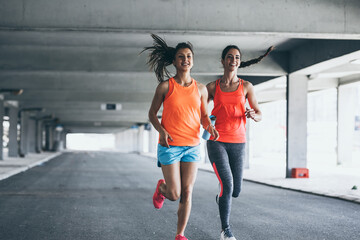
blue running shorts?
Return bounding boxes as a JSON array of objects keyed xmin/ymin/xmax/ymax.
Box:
[{"xmin": 157, "ymin": 144, "xmax": 201, "ymax": 167}]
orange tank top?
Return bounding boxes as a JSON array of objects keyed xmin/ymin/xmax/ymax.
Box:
[
  {"xmin": 160, "ymin": 77, "xmax": 201, "ymax": 146},
  {"xmin": 210, "ymin": 79, "xmax": 247, "ymax": 143}
]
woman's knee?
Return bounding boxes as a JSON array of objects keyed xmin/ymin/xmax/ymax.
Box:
[
  {"xmin": 167, "ymin": 189, "xmax": 181, "ymax": 201},
  {"xmin": 221, "ymin": 181, "xmax": 233, "ymax": 196},
  {"xmin": 180, "ymin": 187, "xmax": 193, "ymax": 202},
  {"xmin": 232, "ymin": 185, "xmax": 242, "ymax": 198},
  {"xmin": 232, "ymin": 190, "xmax": 241, "ymax": 198}
]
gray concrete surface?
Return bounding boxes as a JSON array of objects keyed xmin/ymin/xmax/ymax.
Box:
[
  {"xmin": 199, "ymin": 162, "xmax": 360, "ymax": 204},
  {"xmin": 1, "ymin": 0, "xmax": 360, "ymax": 131},
  {"xmin": 0, "ymin": 152, "xmax": 62, "ymax": 181},
  {"xmin": 0, "ymin": 151, "xmax": 359, "ymax": 240}
]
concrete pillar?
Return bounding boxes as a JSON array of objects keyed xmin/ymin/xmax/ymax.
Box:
[
  {"xmin": 137, "ymin": 125, "xmax": 145, "ymax": 153},
  {"xmin": 27, "ymin": 118, "xmax": 37, "ymax": 153},
  {"xmin": 148, "ymin": 123, "xmax": 158, "ymax": 155},
  {"xmin": 8, "ymin": 105, "xmax": 18, "ymax": 157},
  {"xmin": 286, "ymin": 74, "xmax": 308, "ymax": 178},
  {"xmin": 115, "ymin": 128, "xmax": 138, "ymax": 152},
  {"xmin": 337, "ymin": 84, "xmax": 355, "ymax": 165},
  {"xmin": 45, "ymin": 124, "xmax": 53, "ymax": 151},
  {"xmin": 143, "ymin": 124, "xmax": 150, "ymax": 153},
  {"xmin": 19, "ymin": 111, "xmax": 29, "ymax": 157},
  {"xmin": 53, "ymin": 125, "xmax": 63, "ymax": 151},
  {"xmin": 0, "ymin": 96, "xmax": 4, "ymax": 160},
  {"xmin": 63, "ymin": 132, "xmax": 67, "ymax": 149},
  {"xmin": 50, "ymin": 126, "xmax": 56, "ymax": 151},
  {"xmin": 35, "ymin": 120, "xmax": 42, "ymax": 153},
  {"xmin": 45, "ymin": 125, "xmax": 50, "ymax": 151}
]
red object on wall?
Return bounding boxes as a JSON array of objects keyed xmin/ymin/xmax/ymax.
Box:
[{"xmin": 291, "ymin": 168, "xmax": 309, "ymax": 178}]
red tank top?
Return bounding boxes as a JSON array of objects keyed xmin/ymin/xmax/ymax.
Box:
[
  {"xmin": 160, "ymin": 78, "xmax": 201, "ymax": 146},
  {"xmin": 210, "ymin": 79, "xmax": 247, "ymax": 143}
]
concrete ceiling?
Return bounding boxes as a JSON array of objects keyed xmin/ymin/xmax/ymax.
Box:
[{"xmin": 1, "ymin": 0, "xmax": 360, "ymax": 133}]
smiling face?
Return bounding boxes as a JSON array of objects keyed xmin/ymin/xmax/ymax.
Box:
[
  {"xmin": 173, "ymin": 48, "xmax": 193, "ymax": 72},
  {"xmin": 222, "ymin": 48, "xmax": 241, "ymax": 72}
]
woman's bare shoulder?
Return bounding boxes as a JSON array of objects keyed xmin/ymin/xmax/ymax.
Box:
[{"xmin": 242, "ymin": 79, "xmax": 254, "ymax": 89}]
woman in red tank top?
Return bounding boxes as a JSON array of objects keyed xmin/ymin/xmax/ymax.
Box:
[
  {"xmin": 206, "ymin": 45, "xmax": 273, "ymax": 240},
  {"xmin": 142, "ymin": 34, "xmax": 219, "ymax": 240}
]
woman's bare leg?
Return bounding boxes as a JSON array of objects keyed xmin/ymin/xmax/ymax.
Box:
[
  {"xmin": 159, "ymin": 162, "xmax": 181, "ymax": 201},
  {"xmin": 176, "ymin": 162, "xmax": 198, "ymax": 236}
]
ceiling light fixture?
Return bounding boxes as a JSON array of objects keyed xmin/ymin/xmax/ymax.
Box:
[{"xmin": 101, "ymin": 103, "xmax": 122, "ymax": 111}]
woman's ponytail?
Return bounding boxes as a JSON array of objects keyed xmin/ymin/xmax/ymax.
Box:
[
  {"xmin": 141, "ymin": 34, "xmax": 176, "ymax": 82},
  {"xmin": 239, "ymin": 46, "xmax": 274, "ymax": 68}
]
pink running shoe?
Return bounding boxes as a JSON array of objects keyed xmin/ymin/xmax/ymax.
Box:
[
  {"xmin": 153, "ymin": 179, "xmax": 165, "ymax": 209},
  {"xmin": 175, "ymin": 234, "xmax": 188, "ymax": 240}
]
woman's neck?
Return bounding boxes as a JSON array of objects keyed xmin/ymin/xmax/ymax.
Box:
[
  {"xmin": 173, "ymin": 72, "xmax": 192, "ymax": 86},
  {"xmin": 221, "ymin": 70, "xmax": 238, "ymax": 84}
]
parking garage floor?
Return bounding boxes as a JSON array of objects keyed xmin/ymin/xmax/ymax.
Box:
[{"xmin": 0, "ymin": 151, "xmax": 359, "ymax": 240}]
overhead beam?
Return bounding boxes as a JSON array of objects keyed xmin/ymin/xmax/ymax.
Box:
[
  {"xmin": 39, "ymin": 110, "xmax": 150, "ymax": 120},
  {"xmin": 5, "ymin": 90, "xmax": 155, "ymax": 102},
  {"xmin": 0, "ymin": 71, "xmax": 158, "ymax": 92},
  {"xmin": 65, "ymin": 127, "xmax": 128, "ymax": 134},
  {"xmin": 19, "ymin": 101, "xmax": 152, "ymax": 111},
  {"xmin": 0, "ymin": 46, "xmax": 147, "ymax": 72},
  {"xmin": 290, "ymin": 40, "xmax": 360, "ymax": 74},
  {"xmin": 340, "ymin": 73, "xmax": 360, "ymax": 86},
  {"xmin": 1, "ymin": 0, "xmax": 359, "ymax": 36},
  {"xmin": 57, "ymin": 114, "xmax": 148, "ymax": 123},
  {"xmin": 63, "ymin": 121, "xmax": 136, "ymax": 127},
  {"xmin": 0, "ymin": 47, "xmax": 285, "ymax": 75}
]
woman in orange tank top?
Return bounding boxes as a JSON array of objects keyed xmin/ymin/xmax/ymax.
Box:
[
  {"xmin": 142, "ymin": 34, "xmax": 219, "ymax": 240},
  {"xmin": 206, "ymin": 45, "xmax": 273, "ymax": 240}
]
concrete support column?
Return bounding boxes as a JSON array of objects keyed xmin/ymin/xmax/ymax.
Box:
[
  {"xmin": 45, "ymin": 125, "xmax": 53, "ymax": 151},
  {"xmin": 143, "ymin": 124, "xmax": 150, "ymax": 153},
  {"xmin": 115, "ymin": 128, "xmax": 138, "ymax": 152},
  {"xmin": 27, "ymin": 118, "xmax": 37, "ymax": 153},
  {"xmin": 19, "ymin": 112, "xmax": 29, "ymax": 157},
  {"xmin": 35, "ymin": 120, "xmax": 42, "ymax": 153},
  {"xmin": 0, "ymin": 96, "xmax": 4, "ymax": 160},
  {"xmin": 62, "ymin": 132, "xmax": 67, "ymax": 149},
  {"xmin": 137, "ymin": 125, "xmax": 145, "ymax": 153},
  {"xmin": 50, "ymin": 127, "xmax": 56, "ymax": 151},
  {"xmin": 53, "ymin": 125, "xmax": 63, "ymax": 151},
  {"xmin": 45, "ymin": 125, "xmax": 50, "ymax": 151},
  {"xmin": 286, "ymin": 74, "xmax": 308, "ymax": 178},
  {"xmin": 337, "ymin": 84, "xmax": 355, "ymax": 165},
  {"xmin": 148, "ymin": 123, "xmax": 158, "ymax": 155},
  {"xmin": 8, "ymin": 105, "xmax": 18, "ymax": 157}
]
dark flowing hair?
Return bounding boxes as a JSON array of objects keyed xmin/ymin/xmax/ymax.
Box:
[
  {"xmin": 141, "ymin": 34, "xmax": 194, "ymax": 82},
  {"xmin": 221, "ymin": 45, "xmax": 274, "ymax": 68}
]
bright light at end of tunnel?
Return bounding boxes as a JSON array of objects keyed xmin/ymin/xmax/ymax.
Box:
[{"xmin": 66, "ymin": 133, "xmax": 115, "ymax": 151}]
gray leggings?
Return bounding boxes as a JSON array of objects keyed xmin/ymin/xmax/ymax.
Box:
[{"xmin": 207, "ymin": 140, "xmax": 245, "ymax": 230}]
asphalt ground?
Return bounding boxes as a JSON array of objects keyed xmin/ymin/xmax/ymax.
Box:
[{"xmin": 0, "ymin": 152, "xmax": 359, "ymax": 240}]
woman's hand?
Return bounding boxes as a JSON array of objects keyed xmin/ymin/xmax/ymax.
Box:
[
  {"xmin": 245, "ymin": 107, "xmax": 257, "ymax": 120},
  {"xmin": 159, "ymin": 129, "xmax": 173, "ymax": 148},
  {"xmin": 206, "ymin": 124, "xmax": 219, "ymax": 141}
]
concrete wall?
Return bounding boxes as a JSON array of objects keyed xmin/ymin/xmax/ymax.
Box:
[{"xmin": 114, "ymin": 128, "xmax": 139, "ymax": 153}]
